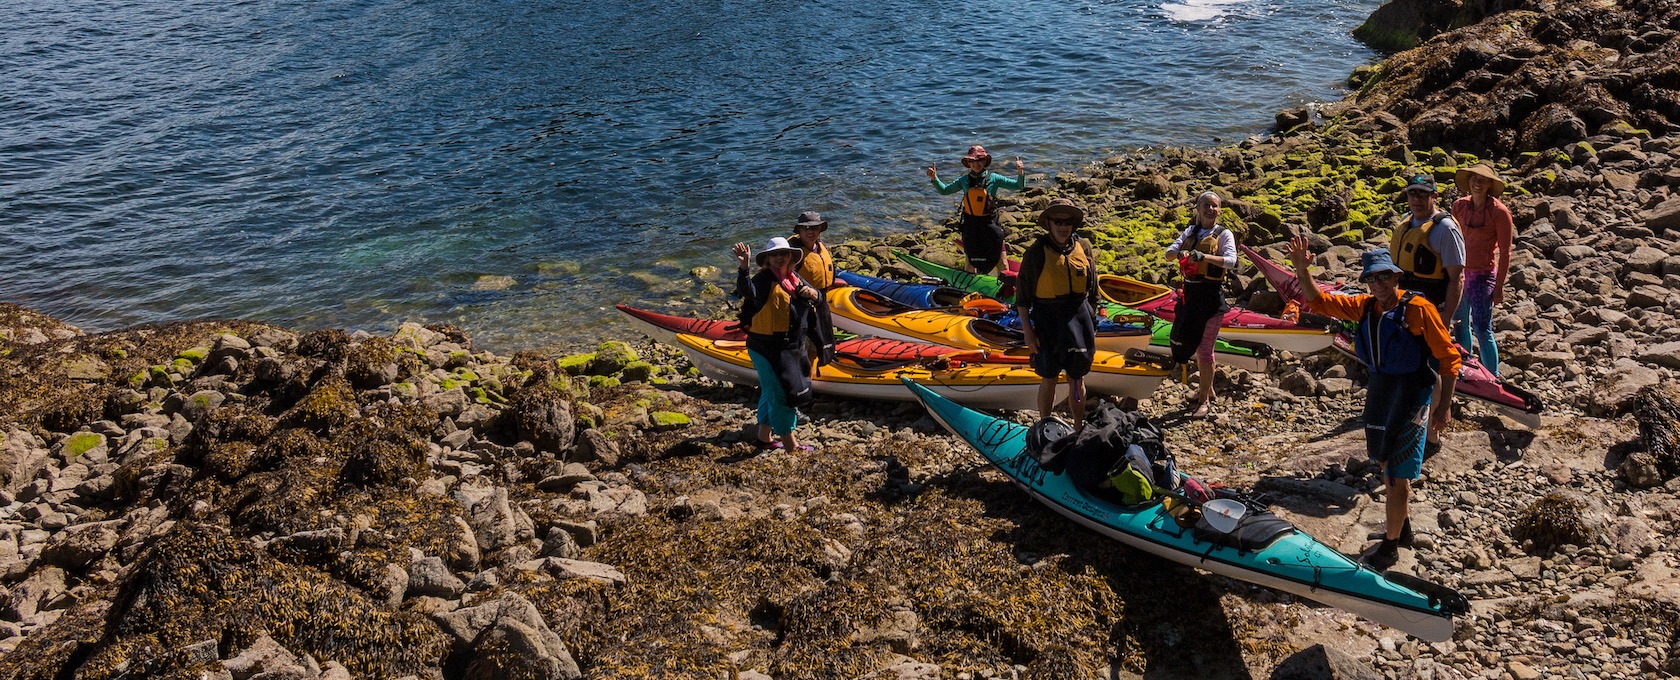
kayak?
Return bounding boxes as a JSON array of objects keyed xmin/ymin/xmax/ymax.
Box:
[
  {"xmin": 827, "ymin": 287, "xmax": 1153, "ymax": 355},
  {"xmin": 893, "ymin": 249, "xmax": 1291, "ymax": 364},
  {"xmin": 622, "ymin": 304, "xmax": 1169, "ymax": 398},
  {"xmin": 674, "ymin": 333, "xmax": 1058, "ymax": 410},
  {"xmin": 999, "ymin": 308, "xmax": 1271, "ymax": 373},
  {"xmin": 903, "ymin": 377, "xmax": 1467, "ymax": 641},
  {"xmin": 617, "ymin": 304, "xmax": 1018, "ymax": 365},
  {"xmin": 834, "ymin": 271, "xmax": 990, "ymax": 311},
  {"xmin": 1097, "ymin": 274, "xmax": 1338, "ymax": 354},
  {"xmin": 891, "ymin": 249, "xmax": 1012, "ymax": 301},
  {"xmin": 1239, "ymin": 245, "xmax": 1545, "ymax": 427}
]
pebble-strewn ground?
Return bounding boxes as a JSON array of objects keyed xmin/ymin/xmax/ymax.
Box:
[{"xmin": 3, "ymin": 0, "xmax": 1680, "ymax": 677}]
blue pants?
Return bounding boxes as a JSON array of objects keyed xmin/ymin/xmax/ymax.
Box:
[
  {"xmin": 1452, "ymin": 270, "xmax": 1499, "ymax": 373},
  {"xmin": 1364, "ymin": 370, "xmax": 1432, "ymax": 480},
  {"xmin": 748, "ymin": 349, "xmax": 798, "ymax": 436}
]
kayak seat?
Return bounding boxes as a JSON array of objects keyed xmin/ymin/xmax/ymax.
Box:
[{"xmin": 1193, "ymin": 511, "xmax": 1296, "ymax": 553}]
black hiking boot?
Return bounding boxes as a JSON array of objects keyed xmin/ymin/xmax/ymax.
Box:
[
  {"xmin": 1366, "ymin": 519, "xmax": 1414, "ymax": 547},
  {"xmin": 1363, "ymin": 538, "xmax": 1401, "ymax": 570}
]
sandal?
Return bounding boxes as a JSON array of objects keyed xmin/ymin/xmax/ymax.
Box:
[
  {"xmin": 794, "ymin": 444, "xmax": 816, "ymax": 452},
  {"xmin": 1191, "ymin": 401, "xmax": 1212, "ymax": 418},
  {"xmin": 753, "ymin": 439, "xmax": 784, "ymax": 451}
]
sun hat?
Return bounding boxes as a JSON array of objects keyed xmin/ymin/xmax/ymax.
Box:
[
  {"xmin": 962, "ymin": 145, "xmax": 992, "ymax": 165},
  {"xmin": 1358, "ymin": 248, "xmax": 1404, "ymax": 282},
  {"xmin": 1402, "ymin": 175, "xmax": 1438, "ymax": 195},
  {"xmin": 1454, "ymin": 163, "xmax": 1506, "ymax": 197},
  {"xmin": 795, "ymin": 211, "xmax": 827, "ymax": 231},
  {"xmin": 1037, "ymin": 198, "xmax": 1085, "ymax": 229},
  {"xmin": 755, "ymin": 236, "xmax": 805, "ymax": 268}
]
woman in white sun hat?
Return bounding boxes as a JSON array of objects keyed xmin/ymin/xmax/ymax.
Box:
[{"xmin": 732, "ymin": 237, "xmax": 822, "ymax": 451}]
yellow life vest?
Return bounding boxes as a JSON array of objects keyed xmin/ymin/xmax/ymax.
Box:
[
  {"xmin": 961, "ymin": 173, "xmax": 993, "ymax": 217},
  {"xmin": 794, "ymin": 239, "xmax": 835, "ymax": 289},
  {"xmin": 748, "ymin": 282, "xmax": 795, "ymax": 335},
  {"xmin": 1185, "ymin": 226, "xmax": 1227, "ymax": 281},
  {"xmin": 1393, "ymin": 212, "xmax": 1450, "ymax": 281},
  {"xmin": 1034, "ymin": 240, "xmax": 1092, "ymax": 299}
]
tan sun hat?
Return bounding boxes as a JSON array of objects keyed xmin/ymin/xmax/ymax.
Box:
[
  {"xmin": 1037, "ymin": 198, "xmax": 1085, "ymax": 229},
  {"xmin": 1454, "ymin": 163, "xmax": 1506, "ymax": 197}
]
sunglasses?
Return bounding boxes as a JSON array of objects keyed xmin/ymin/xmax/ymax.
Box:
[
  {"xmin": 1048, "ymin": 217, "xmax": 1077, "ymax": 226},
  {"xmin": 797, "ymin": 224, "xmax": 824, "ymax": 230},
  {"xmin": 1364, "ymin": 271, "xmax": 1397, "ymax": 283}
]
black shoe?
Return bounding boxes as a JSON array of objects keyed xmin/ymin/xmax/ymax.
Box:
[
  {"xmin": 1363, "ymin": 538, "xmax": 1400, "ymax": 570},
  {"xmin": 1366, "ymin": 519, "xmax": 1414, "ymax": 547},
  {"xmin": 1423, "ymin": 439, "xmax": 1442, "ymax": 462}
]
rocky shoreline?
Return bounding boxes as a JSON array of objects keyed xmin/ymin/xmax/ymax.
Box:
[{"xmin": 5, "ymin": 0, "xmax": 1680, "ymax": 677}]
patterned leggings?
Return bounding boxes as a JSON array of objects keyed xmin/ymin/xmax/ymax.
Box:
[{"xmin": 1452, "ymin": 270, "xmax": 1499, "ymax": 372}]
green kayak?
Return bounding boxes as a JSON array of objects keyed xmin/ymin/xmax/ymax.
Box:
[
  {"xmin": 891, "ymin": 250, "xmax": 1270, "ymax": 372},
  {"xmin": 902, "ymin": 377, "xmax": 1466, "ymax": 641}
]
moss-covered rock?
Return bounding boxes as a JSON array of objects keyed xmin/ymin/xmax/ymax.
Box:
[
  {"xmin": 587, "ymin": 341, "xmax": 639, "ymax": 376},
  {"xmin": 510, "ymin": 383, "xmax": 575, "ymax": 456},
  {"xmin": 556, "ymin": 353, "xmax": 595, "ymax": 376},
  {"xmin": 648, "ymin": 411, "xmax": 691, "ymax": 431},
  {"xmin": 620, "ymin": 361, "xmax": 656, "ymax": 383}
]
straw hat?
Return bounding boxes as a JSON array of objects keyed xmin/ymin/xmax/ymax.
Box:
[{"xmin": 1454, "ymin": 163, "xmax": 1506, "ymax": 197}]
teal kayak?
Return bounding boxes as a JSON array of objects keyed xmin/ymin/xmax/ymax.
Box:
[
  {"xmin": 892, "ymin": 249, "xmax": 1270, "ymax": 372},
  {"xmin": 902, "ymin": 377, "xmax": 1466, "ymax": 641}
]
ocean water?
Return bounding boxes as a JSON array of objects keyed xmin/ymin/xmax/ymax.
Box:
[{"xmin": 0, "ymin": 0, "xmax": 1377, "ymax": 350}]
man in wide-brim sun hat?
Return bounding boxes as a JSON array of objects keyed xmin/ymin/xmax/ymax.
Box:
[
  {"xmin": 732, "ymin": 236, "xmax": 821, "ymax": 452},
  {"xmin": 788, "ymin": 211, "xmax": 837, "ymax": 367},
  {"xmin": 1015, "ymin": 197, "xmax": 1100, "ymax": 429},
  {"xmin": 1288, "ymin": 238, "xmax": 1461, "ymax": 570},
  {"xmin": 1450, "ymin": 162, "xmax": 1514, "ymax": 374}
]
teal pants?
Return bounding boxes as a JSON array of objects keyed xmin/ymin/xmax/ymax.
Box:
[{"xmin": 748, "ymin": 349, "xmax": 798, "ymax": 436}]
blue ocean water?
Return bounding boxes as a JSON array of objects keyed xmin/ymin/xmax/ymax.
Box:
[{"xmin": 0, "ymin": 0, "xmax": 1376, "ymax": 350}]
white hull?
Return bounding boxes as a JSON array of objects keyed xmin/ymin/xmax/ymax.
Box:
[
  {"xmin": 678, "ymin": 344, "xmax": 1061, "ymax": 411},
  {"xmin": 1219, "ymin": 329, "xmax": 1334, "ymax": 354},
  {"xmin": 1137, "ymin": 343, "xmax": 1268, "ymax": 373},
  {"xmin": 920, "ymin": 404, "xmax": 1455, "ymax": 642}
]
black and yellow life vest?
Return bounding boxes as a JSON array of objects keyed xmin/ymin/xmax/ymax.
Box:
[
  {"xmin": 1034, "ymin": 240, "xmax": 1092, "ymax": 300},
  {"xmin": 1393, "ymin": 212, "xmax": 1452, "ymax": 281},
  {"xmin": 748, "ymin": 282, "xmax": 795, "ymax": 335},
  {"xmin": 793, "ymin": 239, "xmax": 835, "ymax": 289},
  {"xmin": 1184, "ymin": 225, "xmax": 1227, "ymax": 281},
  {"xmin": 961, "ymin": 173, "xmax": 993, "ymax": 218}
]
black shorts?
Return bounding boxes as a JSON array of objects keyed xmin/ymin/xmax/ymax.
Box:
[
  {"xmin": 958, "ymin": 213, "xmax": 1006, "ymax": 274},
  {"xmin": 1029, "ymin": 298, "xmax": 1096, "ymax": 379}
]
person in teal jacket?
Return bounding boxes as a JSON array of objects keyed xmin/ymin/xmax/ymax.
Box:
[{"xmin": 926, "ymin": 145, "xmax": 1026, "ymax": 274}]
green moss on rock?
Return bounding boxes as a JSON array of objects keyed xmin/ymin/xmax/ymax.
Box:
[
  {"xmin": 557, "ymin": 353, "xmax": 595, "ymax": 376},
  {"xmin": 649, "ymin": 411, "xmax": 691, "ymax": 431},
  {"xmin": 588, "ymin": 341, "xmax": 640, "ymax": 376}
]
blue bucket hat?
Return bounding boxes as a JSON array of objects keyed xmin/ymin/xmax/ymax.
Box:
[{"xmin": 1359, "ymin": 248, "xmax": 1404, "ymax": 282}]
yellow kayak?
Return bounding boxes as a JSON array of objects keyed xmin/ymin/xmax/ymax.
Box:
[
  {"xmin": 673, "ymin": 333, "xmax": 1056, "ymax": 410},
  {"xmin": 827, "ymin": 287, "xmax": 1152, "ymax": 354},
  {"xmin": 825, "ymin": 288, "xmax": 1170, "ymax": 398}
]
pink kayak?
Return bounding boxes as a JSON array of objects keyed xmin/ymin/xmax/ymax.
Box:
[{"xmin": 1241, "ymin": 244, "xmax": 1544, "ymax": 425}]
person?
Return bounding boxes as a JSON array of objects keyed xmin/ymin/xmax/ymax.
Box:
[
  {"xmin": 926, "ymin": 145, "xmax": 1026, "ymax": 274},
  {"xmin": 732, "ymin": 237, "xmax": 822, "ymax": 451},
  {"xmin": 1164, "ymin": 191, "xmax": 1237, "ymax": 418},
  {"xmin": 1391, "ymin": 174, "xmax": 1465, "ymax": 453},
  {"xmin": 788, "ymin": 211, "xmax": 837, "ymax": 367},
  {"xmin": 1016, "ymin": 198, "xmax": 1100, "ymax": 428},
  {"xmin": 1289, "ymin": 237, "xmax": 1460, "ymax": 569},
  {"xmin": 1449, "ymin": 163, "xmax": 1514, "ymax": 373}
]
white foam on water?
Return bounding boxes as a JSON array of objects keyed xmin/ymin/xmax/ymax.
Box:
[{"xmin": 1162, "ymin": 0, "xmax": 1250, "ymax": 23}]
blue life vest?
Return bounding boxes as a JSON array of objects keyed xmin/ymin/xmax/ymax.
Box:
[{"xmin": 1355, "ymin": 292, "xmax": 1435, "ymax": 376}]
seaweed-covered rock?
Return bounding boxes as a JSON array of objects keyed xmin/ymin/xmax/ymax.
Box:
[
  {"xmin": 1512, "ymin": 490, "xmax": 1608, "ymax": 555},
  {"xmin": 510, "ymin": 384, "xmax": 574, "ymax": 456},
  {"xmin": 280, "ymin": 378, "xmax": 357, "ymax": 434},
  {"xmin": 1633, "ymin": 383, "xmax": 1680, "ymax": 480},
  {"xmin": 435, "ymin": 592, "xmax": 581, "ymax": 680}
]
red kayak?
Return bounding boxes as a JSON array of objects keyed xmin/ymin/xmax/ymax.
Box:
[{"xmin": 1240, "ymin": 244, "xmax": 1544, "ymax": 425}]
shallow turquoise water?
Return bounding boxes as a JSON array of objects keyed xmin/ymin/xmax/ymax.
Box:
[{"xmin": 0, "ymin": 0, "xmax": 1377, "ymax": 350}]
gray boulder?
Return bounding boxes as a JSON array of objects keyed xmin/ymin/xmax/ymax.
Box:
[
  {"xmin": 1587, "ymin": 359, "xmax": 1662, "ymax": 416},
  {"xmin": 406, "ymin": 555, "xmax": 466, "ymax": 599},
  {"xmin": 1, "ymin": 430, "xmax": 49, "ymax": 494},
  {"xmin": 1270, "ymin": 643, "xmax": 1380, "ymax": 680}
]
